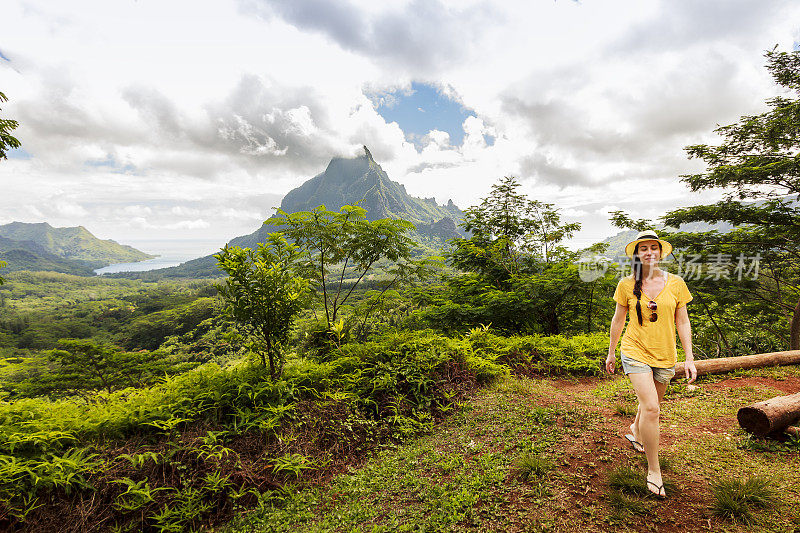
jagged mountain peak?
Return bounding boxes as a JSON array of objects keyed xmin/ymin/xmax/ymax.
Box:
[
  {"xmin": 279, "ymin": 148, "xmax": 457, "ymax": 226},
  {"xmin": 314, "ymin": 146, "xmax": 385, "ymax": 188},
  {"xmin": 114, "ymin": 149, "xmax": 465, "ymax": 278},
  {"xmin": 227, "ymin": 149, "xmax": 465, "ymax": 252}
]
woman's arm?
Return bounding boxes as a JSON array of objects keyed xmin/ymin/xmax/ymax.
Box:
[
  {"xmin": 606, "ymin": 303, "xmax": 628, "ymax": 374},
  {"xmin": 675, "ymin": 305, "xmax": 697, "ymax": 383}
]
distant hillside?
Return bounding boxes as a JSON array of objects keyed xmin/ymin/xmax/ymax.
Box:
[
  {"xmin": 111, "ymin": 147, "xmax": 464, "ymax": 279},
  {"xmin": 0, "ymin": 248, "xmax": 96, "ymax": 276},
  {"xmin": 598, "ymin": 221, "xmax": 735, "ymax": 259},
  {"xmin": 0, "ymin": 235, "xmax": 55, "ymax": 258},
  {"xmin": 0, "ymin": 222, "xmax": 155, "ymax": 268}
]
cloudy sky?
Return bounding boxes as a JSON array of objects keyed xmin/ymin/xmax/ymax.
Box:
[{"xmin": 1, "ymin": 0, "xmax": 798, "ymax": 258}]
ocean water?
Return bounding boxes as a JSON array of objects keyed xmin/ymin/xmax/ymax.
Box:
[{"xmin": 94, "ymin": 239, "xmax": 224, "ymax": 275}]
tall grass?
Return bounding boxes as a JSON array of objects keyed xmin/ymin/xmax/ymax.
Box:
[
  {"xmin": 711, "ymin": 475, "xmax": 779, "ymax": 524},
  {"xmin": 512, "ymin": 452, "xmax": 554, "ymax": 483}
]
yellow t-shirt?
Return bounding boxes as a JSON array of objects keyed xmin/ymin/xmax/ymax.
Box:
[{"xmin": 613, "ymin": 272, "xmax": 692, "ymax": 368}]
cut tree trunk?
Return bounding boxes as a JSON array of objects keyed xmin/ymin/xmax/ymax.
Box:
[
  {"xmin": 673, "ymin": 350, "xmax": 800, "ymax": 379},
  {"xmin": 737, "ymin": 392, "xmax": 800, "ymax": 436}
]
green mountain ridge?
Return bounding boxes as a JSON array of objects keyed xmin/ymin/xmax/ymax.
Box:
[
  {"xmin": 282, "ymin": 146, "xmax": 462, "ymax": 224},
  {"xmin": 0, "ymin": 222, "xmax": 155, "ymax": 269},
  {"xmin": 0, "ymin": 234, "xmax": 98, "ymax": 275},
  {"xmin": 0, "ymin": 235, "xmax": 56, "ymax": 258}
]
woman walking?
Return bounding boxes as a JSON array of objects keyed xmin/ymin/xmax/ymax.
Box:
[{"xmin": 605, "ymin": 230, "xmax": 697, "ymax": 498}]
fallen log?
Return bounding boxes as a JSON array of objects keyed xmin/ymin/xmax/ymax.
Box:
[
  {"xmin": 673, "ymin": 350, "xmax": 800, "ymax": 380},
  {"xmin": 737, "ymin": 392, "xmax": 800, "ymax": 436}
]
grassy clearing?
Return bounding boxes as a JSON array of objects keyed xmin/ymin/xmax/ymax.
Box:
[
  {"xmin": 224, "ymin": 380, "xmax": 601, "ymax": 532},
  {"xmin": 225, "ymin": 368, "xmax": 800, "ymax": 532},
  {"xmin": 663, "ymin": 387, "xmax": 773, "ymax": 423},
  {"xmin": 706, "ymin": 365, "xmax": 800, "ymax": 382}
]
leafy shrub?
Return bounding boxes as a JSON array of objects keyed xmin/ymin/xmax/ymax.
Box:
[{"xmin": 464, "ymin": 328, "xmax": 606, "ymax": 376}]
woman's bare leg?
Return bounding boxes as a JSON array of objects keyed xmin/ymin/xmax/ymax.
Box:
[
  {"xmin": 630, "ymin": 405, "xmax": 641, "ymax": 442},
  {"xmin": 628, "ymin": 372, "xmax": 667, "ymax": 496},
  {"xmin": 630, "ymin": 380, "xmax": 668, "ymax": 443}
]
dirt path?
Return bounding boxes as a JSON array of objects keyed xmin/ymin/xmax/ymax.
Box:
[
  {"xmin": 504, "ymin": 376, "xmax": 712, "ymax": 531},
  {"xmin": 464, "ymin": 372, "xmax": 800, "ymax": 532}
]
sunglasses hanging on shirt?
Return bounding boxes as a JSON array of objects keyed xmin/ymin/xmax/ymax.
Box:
[{"xmin": 647, "ymin": 300, "xmax": 658, "ymax": 322}]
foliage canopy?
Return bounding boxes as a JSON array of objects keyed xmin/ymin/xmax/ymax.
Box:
[
  {"xmin": 661, "ymin": 49, "xmax": 800, "ymax": 350},
  {"xmin": 45, "ymin": 338, "xmax": 171, "ymax": 395},
  {"xmin": 452, "ymin": 176, "xmax": 580, "ymax": 286},
  {"xmin": 266, "ymin": 204, "xmax": 423, "ymax": 332},
  {"xmin": 417, "ymin": 176, "xmax": 602, "ymax": 336}
]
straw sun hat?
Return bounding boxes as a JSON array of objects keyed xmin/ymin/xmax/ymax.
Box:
[{"xmin": 624, "ymin": 230, "xmax": 673, "ymax": 259}]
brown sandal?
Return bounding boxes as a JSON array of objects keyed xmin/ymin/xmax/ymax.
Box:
[{"xmin": 624, "ymin": 433, "xmax": 644, "ymax": 453}]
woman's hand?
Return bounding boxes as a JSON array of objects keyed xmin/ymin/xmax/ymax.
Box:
[
  {"xmin": 607, "ymin": 304, "xmax": 627, "ymax": 376},
  {"xmin": 605, "ymin": 353, "xmax": 616, "ymax": 374},
  {"xmin": 684, "ymin": 360, "xmax": 697, "ymax": 384}
]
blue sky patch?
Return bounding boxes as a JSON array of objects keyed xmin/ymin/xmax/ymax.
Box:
[
  {"xmin": 6, "ymin": 147, "xmax": 33, "ymax": 160},
  {"xmin": 368, "ymin": 82, "xmax": 475, "ymax": 148},
  {"xmin": 7, "ymin": 147, "xmax": 31, "ymax": 160},
  {"xmin": 84, "ymin": 154, "xmax": 136, "ymax": 174}
]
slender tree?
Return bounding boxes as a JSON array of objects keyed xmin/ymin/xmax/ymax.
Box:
[
  {"xmin": 215, "ymin": 234, "xmax": 308, "ymax": 380},
  {"xmin": 425, "ymin": 175, "xmax": 586, "ymax": 335},
  {"xmin": 453, "ymin": 175, "xmax": 580, "ymax": 287}
]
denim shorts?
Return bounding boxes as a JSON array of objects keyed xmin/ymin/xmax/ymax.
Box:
[{"xmin": 620, "ymin": 352, "xmax": 675, "ymax": 384}]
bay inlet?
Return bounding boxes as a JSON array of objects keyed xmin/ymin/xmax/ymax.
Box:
[{"xmin": 94, "ymin": 239, "xmax": 223, "ymax": 275}]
